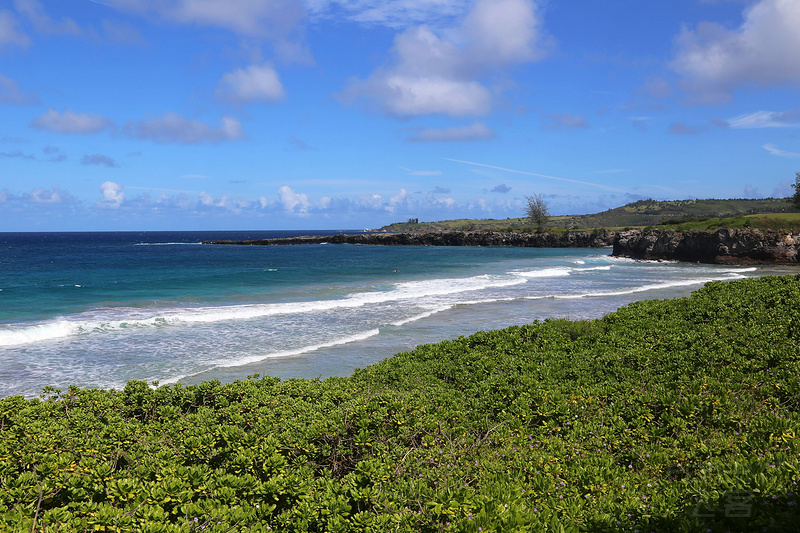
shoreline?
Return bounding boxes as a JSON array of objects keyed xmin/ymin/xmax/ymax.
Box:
[
  {"xmin": 205, "ymin": 227, "xmax": 800, "ymax": 265},
  {"xmin": 203, "ymin": 229, "xmax": 616, "ymax": 248}
]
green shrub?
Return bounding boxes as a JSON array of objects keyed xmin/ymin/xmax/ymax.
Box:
[{"xmin": 2, "ymin": 275, "xmax": 800, "ymax": 531}]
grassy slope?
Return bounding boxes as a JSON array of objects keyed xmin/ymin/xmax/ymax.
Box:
[
  {"xmin": 382, "ymin": 198, "xmax": 796, "ymax": 232},
  {"xmin": 2, "ymin": 275, "xmax": 800, "ymax": 532}
]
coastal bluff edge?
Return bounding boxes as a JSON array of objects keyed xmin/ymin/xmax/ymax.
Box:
[
  {"xmin": 204, "ymin": 230, "xmax": 616, "ymax": 248},
  {"xmin": 613, "ymin": 227, "xmax": 800, "ymax": 264},
  {"xmin": 205, "ymin": 227, "xmax": 800, "ymax": 264}
]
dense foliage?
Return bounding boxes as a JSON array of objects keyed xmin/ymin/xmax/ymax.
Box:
[{"xmin": 2, "ymin": 275, "xmax": 800, "ymax": 532}]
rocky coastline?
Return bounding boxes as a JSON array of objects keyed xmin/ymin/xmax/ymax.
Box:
[
  {"xmin": 205, "ymin": 227, "xmax": 800, "ymax": 265},
  {"xmin": 612, "ymin": 227, "xmax": 799, "ymax": 264},
  {"xmin": 204, "ymin": 229, "xmax": 616, "ymax": 248}
]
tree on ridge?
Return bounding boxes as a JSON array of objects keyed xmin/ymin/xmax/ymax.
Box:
[{"xmin": 524, "ymin": 193, "xmax": 549, "ymax": 230}]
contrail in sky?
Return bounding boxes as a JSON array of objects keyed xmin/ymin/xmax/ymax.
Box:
[{"xmin": 444, "ymin": 158, "xmax": 628, "ymax": 193}]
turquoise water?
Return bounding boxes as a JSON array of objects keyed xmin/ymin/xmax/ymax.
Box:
[{"xmin": 0, "ymin": 231, "xmax": 777, "ymax": 397}]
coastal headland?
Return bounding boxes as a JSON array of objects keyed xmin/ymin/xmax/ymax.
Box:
[
  {"xmin": 206, "ymin": 227, "xmax": 800, "ymax": 264},
  {"xmin": 204, "ymin": 229, "xmax": 615, "ymax": 248}
]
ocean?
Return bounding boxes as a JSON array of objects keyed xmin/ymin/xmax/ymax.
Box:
[{"xmin": 0, "ymin": 231, "xmax": 787, "ymax": 398}]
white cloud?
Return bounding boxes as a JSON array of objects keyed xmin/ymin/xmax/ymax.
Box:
[
  {"xmin": 29, "ymin": 187, "xmax": 64, "ymax": 204},
  {"xmin": 278, "ymin": 185, "xmax": 310, "ymax": 213},
  {"xmin": 671, "ymin": 0, "xmax": 800, "ymax": 103},
  {"xmin": 763, "ymin": 144, "xmax": 800, "ymax": 158},
  {"xmin": 728, "ymin": 110, "xmax": 800, "ymax": 129},
  {"xmin": 97, "ymin": 181, "xmax": 124, "ymax": 209},
  {"xmin": 340, "ymin": 0, "xmax": 550, "ymax": 117},
  {"xmin": 406, "ymin": 121, "xmax": 495, "ymax": 142},
  {"xmin": 31, "ymin": 108, "xmax": 114, "ymax": 134},
  {"xmin": 123, "ymin": 112, "xmax": 243, "ymax": 144},
  {"xmin": 0, "ymin": 75, "xmax": 37, "ymax": 104},
  {"xmin": 0, "ymin": 10, "xmax": 30, "ymax": 50},
  {"xmin": 215, "ymin": 64, "xmax": 285, "ymax": 104},
  {"xmin": 399, "ymin": 166, "xmax": 442, "ymax": 176},
  {"xmin": 382, "ymin": 74, "xmax": 492, "ymax": 116},
  {"xmin": 461, "ymin": 0, "xmax": 546, "ymax": 65},
  {"xmin": 105, "ymin": 0, "xmax": 309, "ymax": 61}
]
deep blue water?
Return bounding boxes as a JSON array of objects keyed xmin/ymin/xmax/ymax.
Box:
[{"xmin": 0, "ymin": 231, "xmax": 778, "ymax": 397}]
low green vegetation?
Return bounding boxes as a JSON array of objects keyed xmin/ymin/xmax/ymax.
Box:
[
  {"xmin": 3, "ymin": 275, "xmax": 800, "ymax": 532},
  {"xmin": 657, "ymin": 212, "xmax": 800, "ymax": 232},
  {"xmin": 383, "ymin": 197, "xmax": 795, "ymax": 232}
]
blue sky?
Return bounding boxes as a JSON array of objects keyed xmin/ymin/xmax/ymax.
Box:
[{"xmin": 1, "ymin": 0, "xmax": 799, "ymax": 231}]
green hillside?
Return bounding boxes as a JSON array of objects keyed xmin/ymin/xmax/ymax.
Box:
[{"xmin": 382, "ymin": 197, "xmax": 795, "ymax": 232}]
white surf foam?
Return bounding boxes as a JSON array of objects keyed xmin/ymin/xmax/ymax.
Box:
[
  {"xmin": 534, "ymin": 273, "xmax": 746, "ymax": 301},
  {"xmin": 160, "ymin": 328, "xmax": 383, "ymax": 384},
  {"xmin": 0, "ymin": 272, "xmax": 528, "ymax": 346},
  {"xmin": 574, "ymin": 265, "xmax": 613, "ymax": 272},
  {"xmin": 514, "ymin": 267, "xmax": 572, "ymax": 278},
  {"xmin": 0, "ymin": 321, "xmax": 83, "ymax": 347},
  {"xmin": 390, "ymin": 306, "xmax": 452, "ymax": 327}
]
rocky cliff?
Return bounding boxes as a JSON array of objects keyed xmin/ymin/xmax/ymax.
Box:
[
  {"xmin": 612, "ymin": 228, "xmax": 800, "ymax": 264},
  {"xmin": 205, "ymin": 230, "xmax": 616, "ymax": 248}
]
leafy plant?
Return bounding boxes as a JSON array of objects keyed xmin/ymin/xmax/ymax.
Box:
[{"xmin": 2, "ymin": 275, "xmax": 800, "ymax": 531}]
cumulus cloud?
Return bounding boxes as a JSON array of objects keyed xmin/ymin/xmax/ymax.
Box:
[
  {"xmin": 406, "ymin": 122, "xmax": 495, "ymax": 142},
  {"xmin": 1, "ymin": 186, "xmax": 78, "ymax": 207},
  {"xmin": 0, "ymin": 9, "xmax": 31, "ymax": 50},
  {"xmin": 27, "ymin": 186, "xmax": 66, "ymax": 204},
  {"xmin": 491, "ymin": 184, "xmax": 511, "ymax": 193},
  {"xmin": 541, "ymin": 112, "xmax": 589, "ymax": 130},
  {"xmin": 97, "ymin": 181, "xmax": 124, "ymax": 209},
  {"xmin": 340, "ymin": 0, "xmax": 550, "ymax": 117},
  {"xmin": 31, "ymin": 108, "xmax": 114, "ymax": 134},
  {"xmin": 215, "ymin": 64, "xmax": 286, "ymax": 104},
  {"xmin": 122, "ymin": 112, "xmax": 243, "ymax": 144},
  {"xmin": 278, "ymin": 185, "xmax": 310, "ymax": 213},
  {"xmin": 671, "ymin": 0, "xmax": 800, "ymax": 103},
  {"xmin": 81, "ymin": 154, "xmax": 119, "ymax": 167},
  {"xmin": 2, "ymin": 182, "xmax": 554, "ymax": 228}
]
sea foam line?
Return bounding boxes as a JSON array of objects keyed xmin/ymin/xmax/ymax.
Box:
[
  {"xmin": 533, "ymin": 273, "xmax": 746, "ymax": 301},
  {"xmin": 159, "ymin": 328, "xmax": 382, "ymax": 384},
  {"xmin": 0, "ymin": 272, "xmax": 528, "ymax": 346},
  {"xmin": 390, "ymin": 306, "xmax": 453, "ymax": 327}
]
